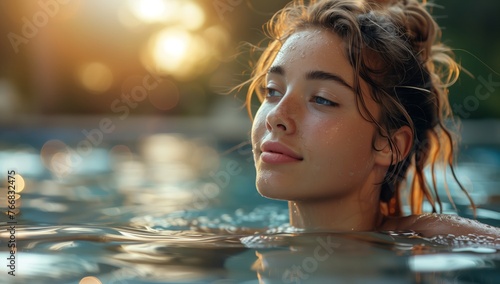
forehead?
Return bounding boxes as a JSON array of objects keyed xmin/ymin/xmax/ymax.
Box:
[
  {"xmin": 269, "ymin": 28, "xmax": 380, "ymax": 118},
  {"xmin": 271, "ymin": 29, "xmax": 354, "ymax": 84}
]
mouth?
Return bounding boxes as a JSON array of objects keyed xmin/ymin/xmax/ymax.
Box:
[{"xmin": 259, "ymin": 141, "xmax": 303, "ymax": 164}]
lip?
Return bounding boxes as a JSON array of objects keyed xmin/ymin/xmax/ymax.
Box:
[{"xmin": 260, "ymin": 141, "xmax": 303, "ymax": 164}]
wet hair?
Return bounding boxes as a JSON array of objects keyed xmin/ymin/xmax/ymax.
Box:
[{"xmin": 243, "ymin": 0, "xmax": 475, "ymax": 216}]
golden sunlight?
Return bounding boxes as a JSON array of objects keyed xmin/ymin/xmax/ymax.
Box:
[
  {"xmin": 127, "ymin": 0, "xmax": 177, "ymax": 23},
  {"xmin": 155, "ymin": 29, "xmax": 189, "ymax": 66},
  {"xmin": 144, "ymin": 28, "xmax": 209, "ymax": 79},
  {"xmin": 126, "ymin": 0, "xmax": 205, "ymax": 28},
  {"xmin": 179, "ymin": 2, "xmax": 205, "ymax": 30}
]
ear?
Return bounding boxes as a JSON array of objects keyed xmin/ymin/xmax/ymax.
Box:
[{"xmin": 374, "ymin": 126, "xmax": 413, "ymax": 167}]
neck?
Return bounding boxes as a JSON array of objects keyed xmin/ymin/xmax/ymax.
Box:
[{"xmin": 288, "ymin": 186, "xmax": 383, "ymax": 232}]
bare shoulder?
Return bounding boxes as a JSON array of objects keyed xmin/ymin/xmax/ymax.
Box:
[{"xmin": 380, "ymin": 213, "xmax": 500, "ymax": 238}]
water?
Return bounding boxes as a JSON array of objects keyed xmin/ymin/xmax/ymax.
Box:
[
  {"xmin": 1, "ymin": 222, "xmax": 499, "ymax": 283},
  {"xmin": 1, "ymin": 131, "xmax": 500, "ymax": 283}
]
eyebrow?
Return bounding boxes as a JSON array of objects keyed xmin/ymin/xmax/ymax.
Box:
[{"xmin": 268, "ymin": 65, "xmax": 353, "ymax": 90}]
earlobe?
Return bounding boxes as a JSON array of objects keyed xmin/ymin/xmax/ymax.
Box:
[{"xmin": 374, "ymin": 126, "xmax": 413, "ymax": 167}]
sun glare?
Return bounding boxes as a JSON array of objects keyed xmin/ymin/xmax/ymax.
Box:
[
  {"xmin": 126, "ymin": 0, "xmax": 205, "ymax": 28},
  {"xmin": 144, "ymin": 28, "xmax": 208, "ymax": 79},
  {"xmin": 123, "ymin": 0, "xmax": 214, "ymax": 79},
  {"xmin": 128, "ymin": 0, "xmax": 171, "ymax": 23},
  {"xmin": 156, "ymin": 30, "xmax": 189, "ymax": 64}
]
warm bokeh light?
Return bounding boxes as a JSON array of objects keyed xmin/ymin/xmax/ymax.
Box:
[
  {"xmin": 140, "ymin": 134, "xmax": 197, "ymax": 182},
  {"xmin": 144, "ymin": 28, "xmax": 209, "ymax": 80},
  {"xmin": 79, "ymin": 276, "xmax": 102, "ymax": 284},
  {"xmin": 126, "ymin": 0, "xmax": 204, "ymax": 29},
  {"xmin": 125, "ymin": 0, "xmax": 210, "ymax": 79},
  {"xmin": 140, "ymin": 134, "xmax": 192, "ymax": 162},
  {"xmin": 79, "ymin": 62, "xmax": 114, "ymax": 94},
  {"xmin": 40, "ymin": 140, "xmax": 69, "ymax": 169},
  {"xmin": 127, "ymin": 0, "xmax": 176, "ymax": 23},
  {"xmin": 155, "ymin": 29, "xmax": 189, "ymax": 66},
  {"xmin": 14, "ymin": 174, "xmax": 25, "ymax": 193},
  {"xmin": 179, "ymin": 2, "xmax": 205, "ymax": 30},
  {"xmin": 50, "ymin": 152, "xmax": 73, "ymax": 177},
  {"xmin": 40, "ymin": 139, "xmax": 77, "ymax": 177}
]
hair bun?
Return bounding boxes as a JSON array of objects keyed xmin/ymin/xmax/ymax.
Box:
[{"xmin": 391, "ymin": 0, "xmax": 436, "ymax": 61}]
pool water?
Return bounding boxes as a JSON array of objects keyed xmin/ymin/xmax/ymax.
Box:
[{"xmin": 1, "ymin": 130, "xmax": 500, "ymax": 283}]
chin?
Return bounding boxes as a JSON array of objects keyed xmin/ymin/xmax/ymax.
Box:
[
  {"xmin": 256, "ymin": 186, "xmax": 281, "ymax": 200},
  {"xmin": 256, "ymin": 182, "xmax": 288, "ymax": 200},
  {"xmin": 256, "ymin": 182, "xmax": 305, "ymax": 201}
]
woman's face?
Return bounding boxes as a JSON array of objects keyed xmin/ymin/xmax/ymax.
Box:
[{"xmin": 251, "ymin": 28, "xmax": 384, "ymax": 201}]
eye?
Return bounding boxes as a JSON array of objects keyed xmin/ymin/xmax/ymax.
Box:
[
  {"xmin": 265, "ymin": 87, "xmax": 283, "ymax": 98},
  {"xmin": 312, "ymin": 96, "xmax": 339, "ymax": 107}
]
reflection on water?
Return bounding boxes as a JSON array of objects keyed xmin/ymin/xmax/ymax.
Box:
[
  {"xmin": 0, "ymin": 224, "xmax": 499, "ymax": 283},
  {"xmin": 1, "ymin": 134, "xmax": 500, "ymax": 283}
]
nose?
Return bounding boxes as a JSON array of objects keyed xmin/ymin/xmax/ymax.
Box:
[{"xmin": 265, "ymin": 95, "xmax": 297, "ymax": 135}]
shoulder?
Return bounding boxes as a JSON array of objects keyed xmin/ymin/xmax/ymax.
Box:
[{"xmin": 380, "ymin": 213, "xmax": 500, "ymax": 238}]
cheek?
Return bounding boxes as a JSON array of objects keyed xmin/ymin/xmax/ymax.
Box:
[
  {"xmin": 340, "ymin": 124, "xmax": 377, "ymax": 170},
  {"xmin": 318, "ymin": 120, "xmax": 375, "ymax": 166},
  {"xmin": 251, "ymin": 106, "xmax": 268, "ymax": 143}
]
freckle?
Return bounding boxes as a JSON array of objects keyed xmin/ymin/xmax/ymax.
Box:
[{"xmin": 349, "ymin": 172, "xmax": 354, "ymax": 176}]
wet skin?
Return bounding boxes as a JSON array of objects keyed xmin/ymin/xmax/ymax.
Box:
[{"xmin": 251, "ymin": 28, "xmax": 500, "ymax": 238}]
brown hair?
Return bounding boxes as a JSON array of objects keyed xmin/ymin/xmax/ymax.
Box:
[{"xmin": 243, "ymin": 0, "xmax": 475, "ymax": 216}]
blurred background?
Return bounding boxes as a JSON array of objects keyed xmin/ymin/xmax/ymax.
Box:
[
  {"xmin": 0, "ymin": 0, "xmax": 293, "ymax": 119},
  {"xmin": 0, "ymin": 0, "xmax": 498, "ymax": 120}
]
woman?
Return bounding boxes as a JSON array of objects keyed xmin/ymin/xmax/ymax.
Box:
[{"xmin": 245, "ymin": 0, "xmax": 499, "ymax": 237}]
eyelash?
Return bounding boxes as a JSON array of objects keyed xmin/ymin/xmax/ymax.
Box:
[
  {"xmin": 265, "ymin": 87, "xmax": 339, "ymax": 107},
  {"xmin": 265, "ymin": 88, "xmax": 281, "ymax": 98},
  {"xmin": 311, "ymin": 96, "xmax": 339, "ymax": 107}
]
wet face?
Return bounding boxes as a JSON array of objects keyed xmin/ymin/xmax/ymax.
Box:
[{"xmin": 251, "ymin": 29, "xmax": 383, "ymax": 201}]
